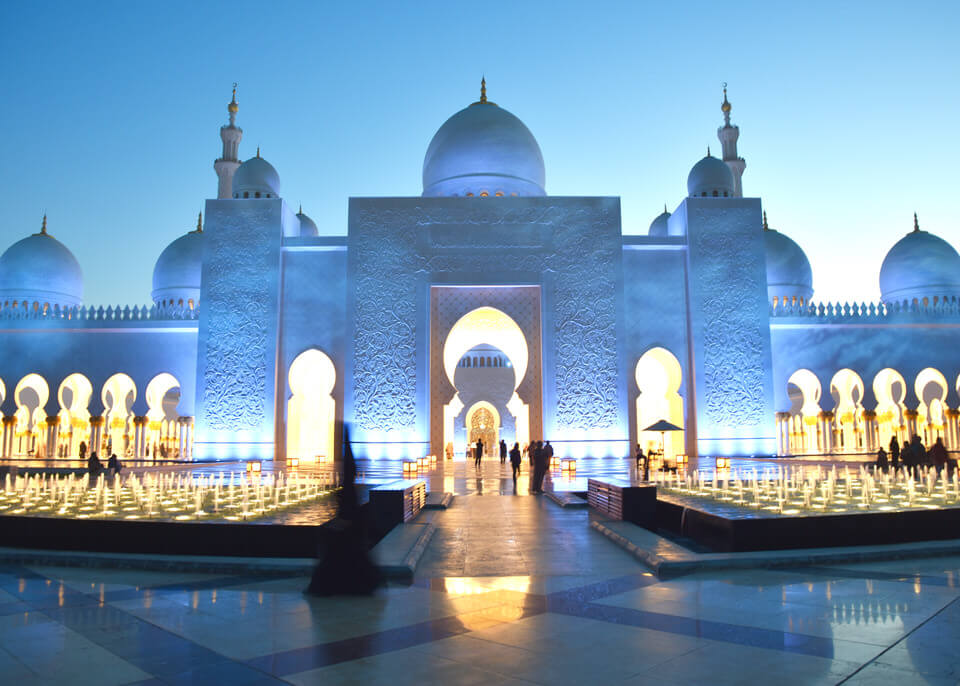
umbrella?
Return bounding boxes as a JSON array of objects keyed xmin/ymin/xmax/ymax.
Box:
[{"xmin": 642, "ymin": 419, "xmax": 684, "ymax": 459}]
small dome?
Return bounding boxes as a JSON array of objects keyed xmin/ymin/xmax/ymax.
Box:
[
  {"xmin": 423, "ymin": 91, "xmax": 545, "ymax": 197},
  {"xmin": 687, "ymin": 153, "xmax": 734, "ymax": 198},
  {"xmin": 764, "ymin": 221, "xmax": 813, "ymax": 304},
  {"xmin": 152, "ymin": 220, "xmax": 203, "ymax": 307},
  {"xmin": 648, "ymin": 208, "xmax": 671, "ymax": 237},
  {"xmin": 232, "ymin": 153, "xmax": 280, "ymax": 198},
  {"xmin": 0, "ymin": 218, "xmax": 83, "ymax": 308},
  {"xmin": 296, "ymin": 210, "xmax": 318, "ymax": 237},
  {"xmin": 879, "ymin": 219, "xmax": 960, "ymax": 304}
]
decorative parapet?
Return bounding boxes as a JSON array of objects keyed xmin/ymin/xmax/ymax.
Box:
[
  {"xmin": 770, "ymin": 299, "xmax": 960, "ymax": 322},
  {"xmin": 0, "ymin": 302, "xmax": 199, "ymax": 323}
]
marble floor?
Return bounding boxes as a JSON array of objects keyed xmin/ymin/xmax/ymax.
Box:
[{"xmin": 3, "ymin": 481, "xmax": 960, "ymax": 685}]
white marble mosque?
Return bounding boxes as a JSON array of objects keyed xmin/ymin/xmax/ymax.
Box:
[{"xmin": 2, "ymin": 82, "xmax": 960, "ymax": 463}]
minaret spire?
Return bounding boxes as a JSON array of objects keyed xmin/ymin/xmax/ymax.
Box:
[
  {"xmin": 215, "ymin": 83, "xmax": 243, "ymax": 200},
  {"xmin": 717, "ymin": 82, "xmax": 746, "ymax": 198}
]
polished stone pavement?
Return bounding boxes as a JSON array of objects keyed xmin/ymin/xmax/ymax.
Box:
[{"xmin": 2, "ymin": 461, "xmax": 960, "ymax": 684}]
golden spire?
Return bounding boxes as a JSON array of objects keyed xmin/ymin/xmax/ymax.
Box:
[
  {"xmin": 298, "ymin": 203, "xmax": 303, "ymax": 215},
  {"xmin": 914, "ymin": 212, "xmax": 920, "ymax": 232},
  {"xmin": 480, "ymin": 76, "xmax": 487, "ymax": 103},
  {"xmin": 664, "ymin": 203, "xmax": 668, "ymax": 214},
  {"xmin": 195, "ymin": 212, "xmax": 203, "ymax": 233},
  {"xmin": 721, "ymin": 82, "xmax": 731, "ymax": 113},
  {"xmin": 707, "ymin": 146, "xmax": 711, "ymax": 157},
  {"xmin": 763, "ymin": 210, "xmax": 769, "ymax": 231},
  {"xmin": 40, "ymin": 214, "xmax": 47, "ymax": 235},
  {"xmin": 256, "ymin": 145, "xmax": 260, "ymax": 158},
  {"xmin": 228, "ymin": 82, "xmax": 239, "ymax": 114}
]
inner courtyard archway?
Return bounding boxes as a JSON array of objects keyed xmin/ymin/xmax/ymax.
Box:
[
  {"xmin": 286, "ymin": 348, "xmax": 336, "ymax": 463},
  {"xmin": 430, "ymin": 287, "xmax": 542, "ymax": 459},
  {"xmin": 635, "ymin": 347, "xmax": 684, "ymax": 460}
]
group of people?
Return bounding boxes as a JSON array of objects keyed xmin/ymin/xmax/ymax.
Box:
[
  {"xmin": 471, "ymin": 437, "xmax": 554, "ymax": 493},
  {"xmin": 876, "ymin": 435, "xmax": 953, "ymax": 473},
  {"xmin": 86, "ymin": 450, "xmax": 123, "ymax": 478}
]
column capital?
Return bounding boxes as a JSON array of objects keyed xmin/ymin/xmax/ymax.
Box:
[
  {"xmin": 45, "ymin": 416, "xmax": 60, "ymax": 426},
  {"xmin": 89, "ymin": 416, "xmax": 104, "ymax": 427},
  {"xmin": 904, "ymin": 409, "xmax": 919, "ymax": 419},
  {"xmin": 2, "ymin": 416, "xmax": 15, "ymax": 426}
]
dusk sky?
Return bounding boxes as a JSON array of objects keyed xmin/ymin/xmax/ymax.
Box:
[{"xmin": 1, "ymin": 0, "xmax": 957, "ymax": 306}]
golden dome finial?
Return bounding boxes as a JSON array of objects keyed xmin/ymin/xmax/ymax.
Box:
[
  {"xmin": 196, "ymin": 212, "xmax": 203, "ymax": 233},
  {"xmin": 256, "ymin": 145, "xmax": 260, "ymax": 158},
  {"xmin": 707, "ymin": 146, "xmax": 711, "ymax": 157},
  {"xmin": 721, "ymin": 82, "xmax": 731, "ymax": 113},
  {"xmin": 298, "ymin": 203, "xmax": 303, "ymax": 215},
  {"xmin": 228, "ymin": 82, "xmax": 239, "ymax": 114},
  {"xmin": 480, "ymin": 76, "xmax": 487, "ymax": 103},
  {"xmin": 664, "ymin": 203, "xmax": 668, "ymax": 214},
  {"xmin": 914, "ymin": 212, "xmax": 920, "ymax": 232},
  {"xmin": 763, "ymin": 210, "xmax": 769, "ymax": 231},
  {"xmin": 41, "ymin": 214, "xmax": 47, "ymax": 235}
]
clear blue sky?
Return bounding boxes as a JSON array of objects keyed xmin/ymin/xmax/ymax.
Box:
[{"xmin": 1, "ymin": 0, "xmax": 957, "ymax": 305}]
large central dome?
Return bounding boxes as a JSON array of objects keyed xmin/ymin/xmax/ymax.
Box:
[{"xmin": 422, "ymin": 85, "xmax": 545, "ymax": 197}]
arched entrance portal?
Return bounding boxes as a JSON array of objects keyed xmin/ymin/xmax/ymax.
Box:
[
  {"xmin": 466, "ymin": 402, "xmax": 500, "ymax": 457},
  {"xmin": 286, "ymin": 349, "xmax": 336, "ymax": 463},
  {"xmin": 635, "ymin": 348, "xmax": 684, "ymax": 460},
  {"xmin": 58, "ymin": 373, "xmax": 93, "ymax": 458},
  {"xmin": 14, "ymin": 374, "xmax": 48, "ymax": 457},
  {"xmin": 442, "ymin": 306, "xmax": 529, "ymax": 458}
]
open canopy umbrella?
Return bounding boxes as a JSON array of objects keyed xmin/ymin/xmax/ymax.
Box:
[{"xmin": 642, "ymin": 420, "xmax": 684, "ymax": 459}]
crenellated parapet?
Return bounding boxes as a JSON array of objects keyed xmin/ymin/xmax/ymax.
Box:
[
  {"xmin": 0, "ymin": 302, "xmax": 199, "ymax": 324},
  {"xmin": 770, "ymin": 298, "xmax": 960, "ymax": 322}
]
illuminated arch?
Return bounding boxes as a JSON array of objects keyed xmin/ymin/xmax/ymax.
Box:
[
  {"xmin": 786, "ymin": 369, "xmax": 822, "ymax": 454},
  {"xmin": 465, "ymin": 401, "xmax": 500, "ymax": 458},
  {"xmin": 14, "ymin": 374, "xmax": 49, "ymax": 457},
  {"xmin": 442, "ymin": 307, "xmax": 530, "ymax": 453},
  {"xmin": 101, "ymin": 373, "xmax": 136, "ymax": 457},
  {"xmin": 287, "ymin": 349, "xmax": 336, "ymax": 463},
  {"xmin": 873, "ymin": 368, "xmax": 907, "ymax": 449},
  {"xmin": 145, "ymin": 373, "xmax": 181, "ymax": 458},
  {"xmin": 58, "ymin": 373, "xmax": 93, "ymax": 457},
  {"xmin": 635, "ymin": 347, "xmax": 683, "ymax": 460},
  {"xmin": 830, "ymin": 369, "xmax": 864, "ymax": 452},
  {"xmin": 915, "ymin": 367, "xmax": 949, "ymax": 443}
]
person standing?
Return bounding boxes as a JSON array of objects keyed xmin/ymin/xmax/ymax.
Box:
[
  {"xmin": 876, "ymin": 446, "xmax": 888, "ymax": 472},
  {"xmin": 889, "ymin": 436, "xmax": 901, "ymax": 471},
  {"xmin": 532, "ymin": 441, "xmax": 547, "ymax": 493},
  {"xmin": 509, "ymin": 442, "xmax": 522, "ymax": 487},
  {"xmin": 474, "ymin": 438, "xmax": 483, "ymax": 468},
  {"xmin": 499, "ymin": 439, "xmax": 507, "ymax": 465}
]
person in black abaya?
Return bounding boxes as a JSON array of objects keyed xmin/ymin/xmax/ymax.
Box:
[{"xmin": 305, "ymin": 424, "xmax": 381, "ymax": 596}]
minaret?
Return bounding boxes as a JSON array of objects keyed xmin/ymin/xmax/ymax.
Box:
[
  {"xmin": 717, "ymin": 84, "xmax": 746, "ymax": 198},
  {"xmin": 214, "ymin": 84, "xmax": 243, "ymax": 199}
]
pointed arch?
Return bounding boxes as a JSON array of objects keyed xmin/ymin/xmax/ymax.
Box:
[
  {"xmin": 58, "ymin": 373, "xmax": 93, "ymax": 458},
  {"xmin": 830, "ymin": 369, "xmax": 864, "ymax": 452},
  {"xmin": 287, "ymin": 349, "xmax": 336, "ymax": 463},
  {"xmin": 14, "ymin": 374, "xmax": 49, "ymax": 457},
  {"xmin": 635, "ymin": 347, "xmax": 684, "ymax": 460},
  {"xmin": 915, "ymin": 367, "xmax": 949, "ymax": 444},
  {"xmin": 873, "ymin": 368, "xmax": 907, "ymax": 450},
  {"xmin": 101, "ymin": 373, "xmax": 136, "ymax": 457},
  {"xmin": 786, "ymin": 369, "xmax": 821, "ymax": 453}
]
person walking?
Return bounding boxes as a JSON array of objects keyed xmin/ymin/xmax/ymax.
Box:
[
  {"xmin": 474, "ymin": 438, "xmax": 483, "ymax": 468},
  {"xmin": 509, "ymin": 442, "xmax": 522, "ymax": 487},
  {"xmin": 930, "ymin": 436, "xmax": 948, "ymax": 471},
  {"xmin": 889, "ymin": 436, "xmax": 901, "ymax": 471},
  {"xmin": 499, "ymin": 439, "xmax": 507, "ymax": 465}
]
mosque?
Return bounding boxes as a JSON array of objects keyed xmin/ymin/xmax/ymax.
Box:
[{"xmin": 2, "ymin": 82, "xmax": 960, "ymax": 463}]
